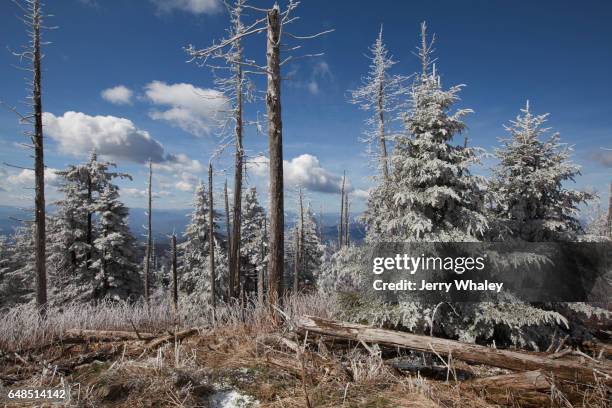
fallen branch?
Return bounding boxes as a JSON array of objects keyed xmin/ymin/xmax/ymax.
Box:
[
  {"xmin": 63, "ymin": 329, "xmax": 156, "ymax": 342},
  {"xmin": 145, "ymin": 328, "xmax": 199, "ymax": 349},
  {"xmin": 295, "ymin": 315, "xmax": 612, "ymax": 384}
]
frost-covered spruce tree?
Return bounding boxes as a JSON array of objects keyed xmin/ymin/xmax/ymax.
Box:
[
  {"xmin": 47, "ymin": 169, "xmax": 91, "ymax": 303},
  {"xmin": 0, "ymin": 225, "xmax": 36, "ymax": 308},
  {"xmin": 364, "ymin": 22, "xmax": 487, "ymax": 242},
  {"xmin": 91, "ymin": 184, "xmax": 141, "ymax": 300},
  {"xmin": 349, "ymin": 26, "xmax": 408, "ymax": 179},
  {"xmin": 240, "ymin": 187, "xmax": 267, "ymax": 291},
  {"xmin": 179, "ymin": 181, "xmax": 227, "ymax": 303},
  {"xmin": 489, "ymin": 102, "xmax": 593, "ymax": 242},
  {"xmin": 299, "ymin": 204, "xmax": 323, "ymax": 286}
]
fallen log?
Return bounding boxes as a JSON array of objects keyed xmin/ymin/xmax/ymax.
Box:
[
  {"xmin": 295, "ymin": 316, "xmax": 612, "ymax": 384},
  {"xmin": 63, "ymin": 329, "xmax": 156, "ymax": 342},
  {"xmin": 466, "ymin": 370, "xmax": 552, "ymax": 407},
  {"xmin": 145, "ymin": 328, "xmax": 200, "ymax": 349}
]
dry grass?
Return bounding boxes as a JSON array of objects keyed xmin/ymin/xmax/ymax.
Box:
[
  {"xmin": 1, "ymin": 294, "xmax": 609, "ymax": 407},
  {"xmin": 0, "ymin": 293, "xmax": 337, "ymax": 352}
]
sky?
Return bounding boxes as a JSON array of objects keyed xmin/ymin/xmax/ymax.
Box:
[{"xmin": 0, "ymin": 0, "xmax": 611, "ymax": 216}]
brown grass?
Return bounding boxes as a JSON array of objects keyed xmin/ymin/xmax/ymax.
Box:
[{"xmin": 1, "ymin": 293, "xmax": 609, "ymax": 407}]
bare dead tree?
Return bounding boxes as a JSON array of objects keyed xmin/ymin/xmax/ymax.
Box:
[
  {"xmin": 344, "ymin": 191, "xmax": 350, "ymax": 245},
  {"xmin": 257, "ymin": 216, "xmax": 266, "ymax": 304},
  {"xmin": 144, "ymin": 159, "xmax": 153, "ymax": 303},
  {"xmin": 171, "ymin": 233, "xmax": 178, "ymax": 313},
  {"xmin": 298, "ymin": 187, "xmax": 305, "ymax": 290},
  {"xmin": 186, "ymin": 0, "xmax": 254, "ymax": 299},
  {"xmin": 224, "ymin": 178, "xmax": 231, "ymax": 249},
  {"xmin": 292, "ymin": 187, "xmax": 305, "ymax": 293},
  {"xmin": 338, "ymin": 171, "xmax": 346, "ymax": 247},
  {"xmin": 3, "ymin": 0, "xmax": 54, "ymax": 315},
  {"xmin": 292, "ymin": 225, "xmax": 300, "ymax": 293},
  {"xmin": 186, "ymin": 1, "xmax": 332, "ymax": 310},
  {"xmin": 349, "ymin": 26, "xmax": 409, "ymax": 179},
  {"xmin": 317, "ymin": 205, "xmax": 323, "ymax": 243},
  {"xmin": 208, "ymin": 163, "xmax": 217, "ymax": 313},
  {"xmin": 608, "ymin": 181, "xmax": 612, "ymax": 238}
]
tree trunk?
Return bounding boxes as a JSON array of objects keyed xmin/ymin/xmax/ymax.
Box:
[
  {"xmin": 466, "ymin": 370, "xmax": 552, "ymax": 407},
  {"xmin": 32, "ymin": 0, "xmax": 46, "ymax": 315},
  {"xmin": 266, "ymin": 5, "xmax": 284, "ymax": 310},
  {"xmin": 344, "ymin": 191, "xmax": 350, "ymax": 245},
  {"xmin": 144, "ymin": 160, "xmax": 152, "ymax": 303},
  {"xmin": 229, "ymin": 41, "xmax": 245, "ymax": 300},
  {"xmin": 171, "ymin": 233, "xmax": 178, "ymax": 313},
  {"xmin": 377, "ymin": 79, "xmax": 389, "ymax": 179},
  {"xmin": 294, "ymin": 316, "xmax": 612, "ymax": 384},
  {"xmin": 257, "ymin": 217, "xmax": 266, "ymax": 304},
  {"xmin": 338, "ymin": 172, "xmax": 345, "ymax": 247},
  {"xmin": 606, "ymin": 181, "xmax": 612, "ymax": 238},
  {"xmin": 208, "ymin": 163, "xmax": 216, "ymax": 311},
  {"xmin": 319, "ymin": 204, "xmax": 323, "ymax": 242},
  {"xmin": 86, "ymin": 173, "xmax": 92, "ymax": 272},
  {"xmin": 293, "ymin": 227, "xmax": 299, "ymax": 293}
]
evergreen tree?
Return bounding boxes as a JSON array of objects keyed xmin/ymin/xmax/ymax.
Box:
[
  {"xmin": 288, "ymin": 202, "xmax": 323, "ymax": 289},
  {"xmin": 364, "ymin": 22, "xmax": 487, "ymax": 242},
  {"xmin": 48, "ymin": 167, "xmax": 91, "ymax": 303},
  {"xmin": 240, "ymin": 187, "xmax": 267, "ymax": 291},
  {"xmin": 91, "ymin": 184, "xmax": 141, "ymax": 300},
  {"xmin": 179, "ymin": 181, "xmax": 227, "ymax": 303},
  {"xmin": 0, "ymin": 225, "xmax": 36, "ymax": 308},
  {"xmin": 489, "ymin": 102, "xmax": 593, "ymax": 241},
  {"xmin": 48, "ymin": 152, "xmax": 132, "ymax": 303}
]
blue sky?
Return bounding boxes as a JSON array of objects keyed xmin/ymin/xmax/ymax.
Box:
[{"xmin": 0, "ymin": 0, "xmax": 610, "ymax": 216}]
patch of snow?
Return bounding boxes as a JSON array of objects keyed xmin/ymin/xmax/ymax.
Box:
[{"xmin": 209, "ymin": 389, "xmax": 259, "ymax": 408}]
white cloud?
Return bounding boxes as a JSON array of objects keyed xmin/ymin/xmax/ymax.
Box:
[
  {"xmin": 43, "ymin": 111, "xmax": 166, "ymax": 163},
  {"xmin": 8, "ymin": 168, "xmax": 60, "ymax": 187},
  {"xmin": 288, "ymin": 61, "xmax": 333, "ymax": 96},
  {"xmin": 248, "ymin": 154, "xmax": 351, "ymax": 194},
  {"xmin": 589, "ymin": 148, "xmax": 612, "ymax": 167},
  {"xmin": 175, "ymin": 181, "xmax": 194, "ymax": 192},
  {"xmin": 151, "ymin": 0, "xmax": 220, "ymax": 14},
  {"xmin": 307, "ymin": 81, "xmax": 319, "ymax": 95},
  {"xmin": 352, "ymin": 189, "xmax": 370, "ymax": 200},
  {"xmin": 153, "ymin": 153, "xmax": 203, "ymax": 174},
  {"xmin": 145, "ymin": 81, "xmax": 228, "ymax": 136},
  {"xmin": 101, "ymin": 85, "xmax": 133, "ymax": 105},
  {"xmin": 123, "ymin": 188, "xmax": 173, "ymax": 199}
]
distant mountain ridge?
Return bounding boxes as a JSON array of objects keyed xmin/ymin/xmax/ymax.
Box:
[{"xmin": 0, "ymin": 205, "xmax": 364, "ymax": 243}]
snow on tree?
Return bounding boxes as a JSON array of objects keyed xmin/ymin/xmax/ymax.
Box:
[
  {"xmin": 349, "ymin": 26, "xmax": 409, "ymax": 179},
  {"xmin": 90, "ymin": 184, "xmax": 141, "ymax": 300},
  {"xmin": 488, "ymin": 102, "xmax": 594, "ymax": 242},
  {"xmin": 364, "ymin": 22, "xmax": 487, "ymax": 242},
  {"xmin": 288, "ymin": 195, "xmax": 323, "ymax": 291},
  {"xmin": 179, "ymin": 181, "xmax": 227, "ymax": 304},
  {"xmin": 0, "ymin": 225, "xmax": 36, "ymax": 308},
  {"xmin": 240, "ymin": 187, "xmax": 267, "ymax": 293},
  {"xmin": 47, "ymin": 168, "xmax": 92, "ymax": 304}
]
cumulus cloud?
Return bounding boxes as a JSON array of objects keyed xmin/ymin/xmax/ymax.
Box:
[
  {"xmin": 248, "ymin": 154, "xmax": 351, "ymax": 194},
  {"xmin": 589, "ymin": 148, "xmax": 612, "ymax": 167},
  {"xmin": 43, "ymin": 111, "xmax": 165, "ymax": 163},
  {"xmin": 123, "ymin": 188, "xmax": 173, "ymax": 199},
  {"xmin": 8, "ymin": 168, "xmax": 61, "ymax": 187},
  {"xmin": 153, "ymin": 153, "xmax": 203, "ymax": 174},
  {"xmin": 352, "ymin": 189, "xmax": 370, "ymax": 200},
  {"xmin": 101, "ymin": 85, "xmax": 133, "ymax": 105},
  {"xmin": 144, "ymin": 81, "xmax": 228, "ymax": 136},
  {"xmin": 175, "ymin": 181, "xmax": 194, "ymax": 192},
  {"xmin": 151, "ymin": 0, "xmax": 220, "ymax": 14}
]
